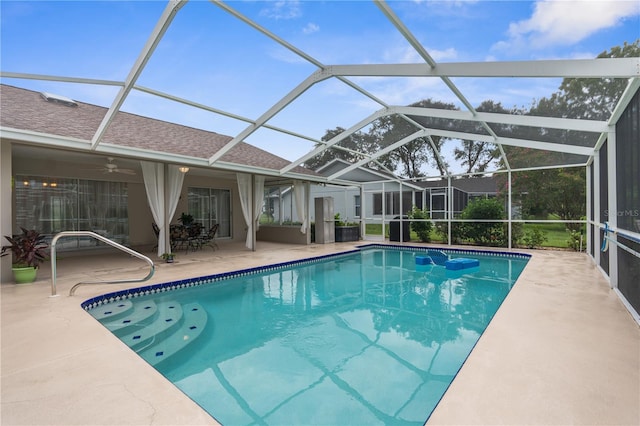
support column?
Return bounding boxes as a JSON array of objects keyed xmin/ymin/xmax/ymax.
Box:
[
  {"xmin": 305, "ymin": 181, "xmax": 311, "ymax": 244},
  {"xmin": 163, "ymin": 163, "xmax": 171, "ymax": 254},
  {"xmin": 1, "ymin": 142, "xmax": 13, "ymax": 283},
  {"xmin": 508, "ymin": 171, "xmax": 512, "ymax": 249},
  {"xmin": 360, "ymin": 185, "xmax": 365, "ymax": 240},
  {"xmin": 607, "ymin": 129, "xmax": 618, "ymax": 288},
  {"xmin": 586, "ymin": 163, "xmax": 592, "ymax": 257},
  {"xmin": 251, "ymin": 174, "xmax": 256, "ymax": 251},
  {"xmin": 447, "ymin": 176, "xmax": 452, "ymax": 246},
  {"xmin": 399, "ymin": 181, "xmax": 404, "ymax": 243},
  {"xmin": 593, "ymin": 153, "xmax": 601, "ymax": 266}
]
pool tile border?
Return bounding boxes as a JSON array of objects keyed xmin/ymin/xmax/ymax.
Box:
[
  {"xmin": 359, "ymin": 243, "xmax": 532, "ymax": 260},
  {"xmin": 82, "ymin": 244, "xmax": 531, "ymax": 311}
]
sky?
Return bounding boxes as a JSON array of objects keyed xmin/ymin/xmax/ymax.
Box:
[{"xmin": 1, "ymin": 0, "xmax": 639, "ymax": 174}]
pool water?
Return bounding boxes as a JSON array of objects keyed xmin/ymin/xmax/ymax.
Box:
[{"xmin": 87, "ymin": 246, "xmax": 529, "ymax": 425}]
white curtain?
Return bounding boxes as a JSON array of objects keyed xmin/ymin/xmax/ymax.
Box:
[
  {"xmin": 254, "ymin": 175, "xmax": 265, "ymax": 231},
  {"xmin": 141, "ymin": 161, "xmax": 165, "ymax": 256},
  {"xmin": 167, "ymin": 164, "xmax": 185, "ymax": 228},
  {"xmin": 237, "ymin": 173, "xmax": 265, "ymax": 249},
  {"xmin": 237, "ymin": 173, "xmax": 252, "ymax": 249},
  {"xmin": 141, "ymin": 162, "xmax": 185, "ymax": 256},
  {"xmin": 294, "ymin": 180, "xmax": 307, "ymax": 234}
]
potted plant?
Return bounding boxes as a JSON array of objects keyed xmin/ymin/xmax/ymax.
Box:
[
  {"xmin": 334, "ymin": 213, "xmax": 360, "ymax": 242},
  {"xmin": 161, "ymin": 252, "xmax": 175, "ymax": 263},
  {"xmin": 1, "ymin": 227, "xmax": 49, "ymax": 284},
  {"xmin": 178, "ymin": 212, "xmax": 194, "ymax": 227}
]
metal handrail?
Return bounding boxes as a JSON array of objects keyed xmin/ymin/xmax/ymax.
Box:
[{"xmin": 50, "ymin": 231, "xmax": 155, "ymax": 297}]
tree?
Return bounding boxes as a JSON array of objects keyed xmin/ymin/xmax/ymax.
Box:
[
  {"xmin": 372, "ymin": 99, "xmax": 456, "ymax": 177},
  {"xmin": 557, "ymin": 40, "xmax": 639, "ymax": 120},
  {"xmin": 515, "ymin": 168, "xmax": 586, "ymax": 229},
  {"xmin": 453, "ymin": 100, "xmax": 506, "ymax": 174},
  {"xmin": 499, "ymin": 41, "xmax": 638, "ymax": 226},
  {"xmin": 303, "ymin": 127, "xmax": 375, "ymax": 171}
]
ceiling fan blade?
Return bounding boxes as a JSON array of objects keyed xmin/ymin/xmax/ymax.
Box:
[{"xmin": 116, "ymin": 168, "xmax": 137, "ymax": 175}]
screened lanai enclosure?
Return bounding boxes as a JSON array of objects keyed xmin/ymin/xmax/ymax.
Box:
[{"xmin": 1, "ymin": 0, "xmax": 639, "ymax": 321}]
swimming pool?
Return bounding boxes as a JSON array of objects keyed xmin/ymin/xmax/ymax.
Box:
[{"xmin": 84, "ymin": 245, "xmax": 530, "ymax": 425}]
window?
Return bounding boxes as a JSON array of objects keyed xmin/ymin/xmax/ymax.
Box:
[
  {"xmin": 372, "ymin": 191, "xmax": 413, "ymax": 215},
  {"xmin": 187, "ymin": 187, "xmax": 231, "ymax": 238},
  {"xmin": 262, "ymin": 185, "xmax": 301, "ymax": 225},
  {"xmin": 354, "ymin": 195, "xmax": 361, "ymax": 218},
  {"xmin": 14, "ymin": 175, "xmax": 128, "ymax": 249},
  {"xmin": 373, "ymin": 193, "xmax": 382, "ymax": 215}
]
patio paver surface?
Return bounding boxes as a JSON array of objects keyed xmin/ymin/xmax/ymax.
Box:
[{"xmin": 2, "ymin": 241, "xmax": 638, "ymax": 425}]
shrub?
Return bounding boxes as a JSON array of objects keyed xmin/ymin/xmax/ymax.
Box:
[
  {"xmin": 509, "ymin": 222, "xmax": 524, "ymax": 247},
  {"xmin": 408, "ymin": 206, "xmax": 433, "ymax": 242},
  {"xmin": 460, "ymin": 198, "xmax": 505, "ymax": 246},
  {"xmin": 567, "ymin": 230, "xmax": 584, "ymax": 251},
  {"xmin": 522, "ymin": 228, "xmax": 548, "ymax": 249}
]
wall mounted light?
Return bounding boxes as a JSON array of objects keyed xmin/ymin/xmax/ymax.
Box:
[{"xmin": 179, "ymin": 166, "xmax": 190, "ymax": 173}]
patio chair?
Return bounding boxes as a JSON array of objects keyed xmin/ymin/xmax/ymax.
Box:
[
  {"xmin": 199, "ymin": 224, "xmax": 219, "ymax": 251},
  {"xmin": 170, "ymin": 224, "xmax": 189, "ymax": 252},
  {"xmin": 186, "ymin": 223, "xmax": 204, "ymax": 252}
]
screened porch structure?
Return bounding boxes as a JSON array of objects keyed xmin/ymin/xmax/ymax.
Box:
[{"xmin": 1, "ymin": 1, "xmax": 639, "ymax": 319}]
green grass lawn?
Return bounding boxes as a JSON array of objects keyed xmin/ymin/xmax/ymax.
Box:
[
  {"xmin": 523, "ymin": 222, "xmax": 571, "ymax": 248},
  {"xmin": 363, "ymin": 221, "xmax": 577, "ymax": 248}
]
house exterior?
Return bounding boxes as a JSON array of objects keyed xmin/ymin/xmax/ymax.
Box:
[
  {"xmin": 0, "ymin": 84, "xmax": 331, "ymax": 282},
  {"xmin": 310, "ymin": 159, "xmax": 424, "ymax": 223},
  {"xmin": 414, "ymin": 177, "xmax": 499, "ymax": 218},
  {"xmin": 309, "ymin": 159, "xmax": 499, "ymax": 225}
]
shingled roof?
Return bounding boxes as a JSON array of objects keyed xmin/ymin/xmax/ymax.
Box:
[{"xmin": 0, "ymin": 84, "xmax": 319, "ymax": 177}]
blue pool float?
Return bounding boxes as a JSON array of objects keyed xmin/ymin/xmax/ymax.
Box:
[
  {"xmin": 415, "ymin": 255, "xmax": 434, "ymax": 265},
  {"xmin": 445, "ymin": 258, "xmax": 480, "ymax": 270}
]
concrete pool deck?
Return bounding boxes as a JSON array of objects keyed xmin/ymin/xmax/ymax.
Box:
[{"xmin": 1, "ymin": 241, "xmax": 639, "ymax": 425}]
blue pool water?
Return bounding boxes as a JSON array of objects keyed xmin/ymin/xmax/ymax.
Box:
[{"xmin": 85, "ymin": 245, "xmax": 529, "ymax": 425}]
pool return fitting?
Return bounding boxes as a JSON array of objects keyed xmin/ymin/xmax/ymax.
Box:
[{"xmin": 50, "ymin": 231, "xmax": 155, "ymax": 297}]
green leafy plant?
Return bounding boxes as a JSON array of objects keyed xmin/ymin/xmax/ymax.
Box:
[
  {"xmin": 567, "ymin": 230, "xmax": 585, "ymax": 251},
  {"xmin": 334, "ymin": 213, "xmax": 358, "ymax": 227},
  {"xmin": 408, "ymin": 206, "xmax": 433, "ymax": 242},
  {"xmin": 1, "ymin": 227, "xmax": 49, "ymax": 268},
  {"xmin": 522, "ymin": 228, "xmax": 548, "ymax": 249},
  {"xmin": 178, "ymin": 212, "xmax": 194, "ymax": 226},
  {"xmin": 460, "ymin": 198, "xmax": 506, "ymax": 246}
]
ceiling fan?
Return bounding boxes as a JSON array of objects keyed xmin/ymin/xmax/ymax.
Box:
[{"xmin": 97, "ymin": 157, "xmax": 136, "ymax": 175}]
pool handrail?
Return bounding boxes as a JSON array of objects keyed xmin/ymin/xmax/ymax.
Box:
[{"xmin": 50, "ymin": 231, "xmax": 155, "ymax": 297}]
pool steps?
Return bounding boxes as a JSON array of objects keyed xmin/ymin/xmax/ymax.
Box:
[
  {"xmin": 139, "ymin": 303, "xmax": 207, "ymax": 366},
  {"xmin": 90, "ymin": 300, "xmax": 207, "ymax": 367},
  {"xmin": 117, "ymin": 302, "xmax": 184, "ymax": 350},
  {"xmin": 94, "ymin": 300, "xmax": 159, "ymax": 334}
]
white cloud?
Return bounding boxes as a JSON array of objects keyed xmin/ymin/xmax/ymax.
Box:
[
  {"xmin": 500, "ymin": 0, "xmax": 639, "ymax": 50},
  {"xmin": 302, "ymin": 22, "xmax": 319, "ymax": 35},
  {"xmin": 259, "ymin": 0, "xmax": 302, "ymax": 20}
]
